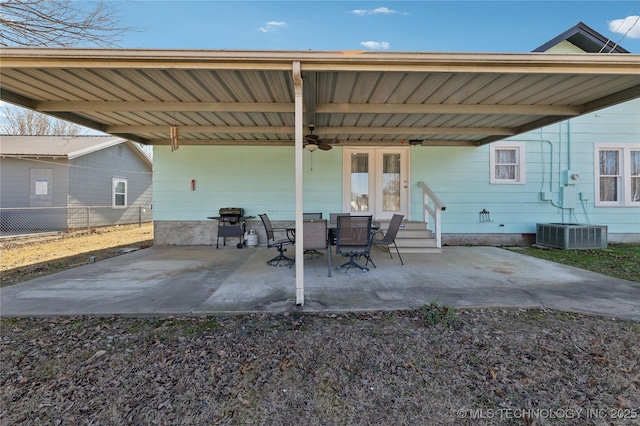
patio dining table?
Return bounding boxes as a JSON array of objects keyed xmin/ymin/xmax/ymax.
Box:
[{"xmin": 289, "ymin": 220, "xmax": 379, "ymax": 277}]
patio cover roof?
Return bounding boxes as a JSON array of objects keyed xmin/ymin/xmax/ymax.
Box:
[
  {"xmin": 1, "ymin": 48, "xmax": 639, "ymax": 147},
  {"xmin": 2, "ymin": 48, "xmax": 639, "ymax": 306}
]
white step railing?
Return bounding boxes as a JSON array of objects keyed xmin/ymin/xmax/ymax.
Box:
[{"xmin": 418, "ymin": 181, "xmax": 446, "ymax": 248}]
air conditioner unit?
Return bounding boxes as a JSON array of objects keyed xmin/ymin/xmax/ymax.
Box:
[{"xmin": 536, "ymin": 223, "xmax": 608, "ymax": 249}]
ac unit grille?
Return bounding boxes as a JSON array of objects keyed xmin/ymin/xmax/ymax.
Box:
[{"xmin": 536, "ymin": 223, "xmax": 608, "ymax": 249}]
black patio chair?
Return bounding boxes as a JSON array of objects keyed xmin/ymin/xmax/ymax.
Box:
[
  {"xmin": 368, "ymin": 213, "xmax": 404, "ymax": 266},
  {"xmin": 301, "ymin": 213, "xmax": 324, "ymax": 256},
  {"xmin": 303, "ymin": 219, "xmax": 331, "ymax": 277},
  {"xmin": 328, "ymin": 213, "xmax": 350, "ymax": 245},
  {"xmin": 259, "ymin": 213, "xmax": 295, "ymax": 267},
  {"xmin": 335, "ymin": 215, "xmax": 373, "ymax": 273}
]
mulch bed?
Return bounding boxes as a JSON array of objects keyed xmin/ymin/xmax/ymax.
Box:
[{"xmin": 1, "ymin": 307, "xmax": 639, "ymax": 425}]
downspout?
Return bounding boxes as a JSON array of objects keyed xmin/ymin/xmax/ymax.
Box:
[
  {"xmin": 534, "ymin": 132, "xmax": 562, "ymax": 209},
  {"xmin": 293, "ymin": 61, "xmax": 305, "ymax": 306},
  {"xmin": 567, "ymin": 120, "xmax": 572, "ymax": 171},
  {"xmin": 567, "ymin": 120, "xmax": 575, "ymax": 223}
]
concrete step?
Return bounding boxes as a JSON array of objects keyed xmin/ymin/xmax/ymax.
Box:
[
  {"xmin": 376, "ymin": 220, "xmax": 428, "ymax": 231},
  {"xmin": 397, "ymin": 228, "xmax": 433, "ymax": 239},
  {"xmin": 395, "ymin": 237, "xmax": 438, "ymax": 248},
  {"xmin": 374, "ymin": 220, "xmax": 440, "ymax": 254},
  {"xmin": 395, "ymin": 247, "xmax": 442, "ymax": 254}
]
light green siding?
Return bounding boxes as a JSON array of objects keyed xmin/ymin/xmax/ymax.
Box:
[
  {"xmin": 410, "ymin": 99, "xmax": 640, "ymax": 236},
  {"xmin": 153, "ymin": 146, "xmax": 343, "ymax": 221},
  {"xmin": 154, "ymin": 99, "xmax": 639, "ymax": 240}
]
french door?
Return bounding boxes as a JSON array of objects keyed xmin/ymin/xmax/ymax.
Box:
[{"xmin": 342, "ymin": 147, "xmax": 409, "ymax": 220}]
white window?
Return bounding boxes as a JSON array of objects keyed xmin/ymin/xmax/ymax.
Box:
[
  {"xmin": 490, "ymin": 142, "xmax": 526, "ymax": 184},
  {"xmin": 112, "ymin": 178, "xmax": 127, "ymax": 208},
  {"xmin": 595, "ymin": 144, "xmax": 640, "ymax": 206}
]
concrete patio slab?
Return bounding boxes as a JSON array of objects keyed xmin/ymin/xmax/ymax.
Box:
[{"xmin": 1, "ymin": 245, "xmax": 638, "ymax": 321}]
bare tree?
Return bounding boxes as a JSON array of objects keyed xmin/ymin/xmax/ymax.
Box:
[
  {"xmin": 0, "ymin": 0, "xmax": 132, "ymax": 47},
  {"xmin": 0, "ymin": 104, "xmax": 85, "ymax": 135},
  {"xmin": 1, "ymin": 1, "xmax": 136, "ymax": 134}
]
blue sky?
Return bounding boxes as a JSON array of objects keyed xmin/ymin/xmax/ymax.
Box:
[{"xmin": 116, "ymin": 1, "xmax": 640, "ymax": 53}]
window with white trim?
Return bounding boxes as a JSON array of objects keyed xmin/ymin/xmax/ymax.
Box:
[
  {"xmin": 595, "ymin": 144, "xmax": 640, "ymax": 206},
  {"xmin": 490, "ymin": 142, "xmax": 526, "ymax": 184},
  {"xmin": 112, "ymin": 178, "xmax": 127, "ymax": 208}
]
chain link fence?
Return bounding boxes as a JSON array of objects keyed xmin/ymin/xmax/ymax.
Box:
[{"xmin": 0, "ymin": 205, "xmax": 152, "ymax": 236}]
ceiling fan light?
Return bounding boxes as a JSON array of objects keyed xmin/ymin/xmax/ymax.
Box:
[{"xmin": 305, "ymin": 143, "xmax": 318, "ymax": 152}]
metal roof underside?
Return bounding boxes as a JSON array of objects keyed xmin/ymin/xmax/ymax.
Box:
[{"xmin": 1, "ymin": 49, "xmax": 639, "ymax": 147}]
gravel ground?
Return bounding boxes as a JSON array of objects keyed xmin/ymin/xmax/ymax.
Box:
[
  {"xmin": 1, "ymin": 309, "xmax": 639, "ymax": 425},
  {"xmin": 1, "ymin": 225, "xmax": 639, "ymax": 425}
]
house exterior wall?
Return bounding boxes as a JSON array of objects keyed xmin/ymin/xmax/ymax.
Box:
[
  {"xmin": 153, "ymin": 99, "xmax": 639, "ymax": 246},
  {"xmin": 0, "ymin": 157, "xmax": 69, "ymax": 208},
  {"xmin": 0, "ymin": 142, "xmax": 152, "ymax": 234},
  {"xmin": 412, "ymin": 99, "xmax": 639, "ymax": 244},
  {"xmin": 68, "ymin": 144, "xmax": 153, "ymax": 207},
  {"xmin": 66, "ymin": 144, "xmax": 153, "ymax": 229},
  {"xmin": 0, "ymin": 157, "xmax": 70, "ymax": 232},
  {"xmin": 152, "ymin": 145, "xmax": 344, "ymax": 245}
]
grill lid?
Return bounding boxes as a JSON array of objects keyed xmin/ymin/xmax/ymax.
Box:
[{"xmin": 219, "ymin": 207, "xmax": 244, "ymax": 216}]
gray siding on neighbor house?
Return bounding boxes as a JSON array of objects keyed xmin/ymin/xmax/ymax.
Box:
[
  {"xmin": 0, "ymin": 157, "xmax": 69, "ymax": 208},
  {"xmin": 1, "ymin": 140, "xmax": 152, "ymax": 234},
  {"xmin": 68, "ymin": 144, "xmax": 152, "ymax": 207}
]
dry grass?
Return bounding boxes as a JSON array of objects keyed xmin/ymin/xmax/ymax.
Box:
[
  {"xmin": 1, "ymin": 226, "xmax": 639, "ymax": 424},
  {"xmin": 1, "ymin": 310, "xmax": 639, "ymax": 425}
]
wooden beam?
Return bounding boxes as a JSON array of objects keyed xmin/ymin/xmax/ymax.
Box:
[
  {"xmin": 316, "ymin": 103, "xmax": 584, "ymax": 116},
  {"xmin": 3, "ymin": 49, "xmax": 638, "ymax": 74},
  {"xmin": 36, "ymin": 100, "xmax": 583, "ymax": 116},
  {"xmin": 105, "ymin": 125, "xmax": 515, "ymax": 136},
  {"xmin": 144, "ymin": 139, "xmax": 480, "ymax": 146},
  {"xmin": 37, "ymin": 101, "xmax": 294, "ymax": 113},
  {"xmin": 106, "ymin": 125, "xmax": 296, "ymax": 133},
  {"xmin": 303, "ymin": 71, "xmax": 317, "ymax": 127}
]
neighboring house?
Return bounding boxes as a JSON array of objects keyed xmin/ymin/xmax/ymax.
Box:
[{"xmin": 0, "ymin": 136, "xmax": 153, "ymax": 233}]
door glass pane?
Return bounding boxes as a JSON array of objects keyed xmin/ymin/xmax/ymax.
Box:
[
  {"xmin": 382, "ymin": 153, "xmax": 400, "ymax": 211},
  {"xmin": 350, "ymin": 153, "xmax": 369, "ymax": 211}
]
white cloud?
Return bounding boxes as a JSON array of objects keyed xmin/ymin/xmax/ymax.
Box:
[
  {"xmin": 259, "ymin": 21, "xmax": 287, "ymax": 33},
  {"xmin": 350, "ymin": 7, "xmax": 408, "ymax": 16},
  {"xmin": 360, "ymin": 41, "xmax": 390, "ymax": 50},
  {"xmin": 371, "ymin": 7, "xmax": 395, "ymax": 14},
  {"xmin": 608, "ymin": 15, "xmax": 640, "ymax": 39}
]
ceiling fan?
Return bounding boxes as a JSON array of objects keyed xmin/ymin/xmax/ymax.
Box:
[{"xmin": 304, "ymin": 124, "xmax": 339, "ymax": 151}]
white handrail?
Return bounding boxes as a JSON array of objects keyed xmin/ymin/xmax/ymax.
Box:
[{"xmin": 418, "ymin": 182, "xmax": 446, "ymax": 248}]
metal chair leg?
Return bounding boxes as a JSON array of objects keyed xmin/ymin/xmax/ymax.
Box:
[
  {"xmin": 393, "ymin": 241, "xmax": 404, "ymax": 265},
  {"xmin": 336, "ymin": 255, "xmax": 369, "ymax": 273},
  {"xmin": 266, "ymin": 247, "xmax": 294, "ymax": 267}
]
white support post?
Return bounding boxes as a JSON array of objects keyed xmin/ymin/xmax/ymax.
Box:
[
  {"xmin": 435, "ymin": 209, "xmax": 442, "ymax": 248},
  {"xmin": 293, "ymin": 61, "xmax": 305, "ymax": 306}
]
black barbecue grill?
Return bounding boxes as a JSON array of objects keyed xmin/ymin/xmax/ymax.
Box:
[{"xmin": 208, "ymin": 208, "xmax": 254, "ymax": 249}]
